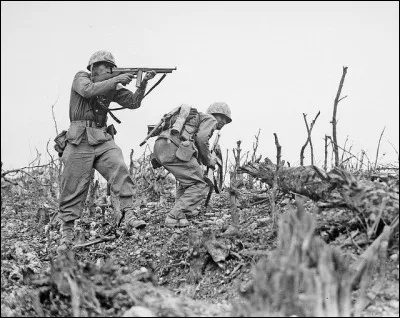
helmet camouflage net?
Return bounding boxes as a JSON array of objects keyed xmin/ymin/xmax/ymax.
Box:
[
  {"xmin": 87, "ymin": 50, "xmax": 117, "ymax": 71},
  {"xmin": 206, "ymin": 102, "xmax": 232, "ymax": 123}
]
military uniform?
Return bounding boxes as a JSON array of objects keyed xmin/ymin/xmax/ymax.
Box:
[
  {"xmin": 57, "ymin": 52, "xmax": 150, "ymax": 252},
  {"xmin": 153, "ymin": 108, "xmax": 219, "ymax": 226},
  {"xmin": 58, "ymin": 71, "xmax": 147, "ymax": 223}
]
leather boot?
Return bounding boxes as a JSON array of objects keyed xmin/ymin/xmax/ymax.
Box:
[
  {"xmin": 165, "ymin": 212, "xmax": 190, "ymax": 228},
  {"xmin": 221, "ymin": 224, "xmax": 239, "ymax": 237},
  {"xmin": 57, "ymin": 220, "xmax": 75, "ymax": 255},
  {"xmin": 123, "ymin": 208, "xmax": 147, "ymax": 235},
  {"xmin": 185, "ymin": 206, "xmax": 202, "ymax": 218}
]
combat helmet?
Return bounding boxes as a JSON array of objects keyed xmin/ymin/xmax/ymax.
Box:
[
  {"xmin": 206, "ymin": 102, "xmax": 232, "ymax": 123},
  {"xmin": 87, "ymin": 50, "xmax": 117, "ymax": 71}
]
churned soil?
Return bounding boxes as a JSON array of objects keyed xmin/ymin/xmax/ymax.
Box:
[{"xmin": 1, "ymin": 184, "xmax": 399, "ymax": 317}]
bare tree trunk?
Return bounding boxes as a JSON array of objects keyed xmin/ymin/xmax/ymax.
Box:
[
  {"xmin": 129, "ymin": 149, "xmax": 134, "ymax": 176},
  {"xmin": 270, "ymin": 133, "xmax": 282, "ymax": 229},
  {"xmin": 248, "ymin": 129, "xmax": 261, "ymax": 189},
  {"xmin": 230, "ymin": 141, "xmax": 241, "ymax": 228},
  {"xmin": 341, "ymin": 135, "xmax": 349, "ymax": 165},
  {"xmin": 374, "ymin": 126, "xmax": 386, "ymax": 170},
  {"xmin": 223, "ymin": 148, "xmax": 229, "ymax": 186},
  {"xmin": 300, "ymin": 111, "xmax": 320, "ymax": 166},
  {"xmin": 50, "ymin": 95, "xmax": 63, "ymax": 194},
  {"xmin": 359, "ymin": 151, "xmax": 365, "ymax": 171},
  {"xmin": 324, "ymin": 135, "xmax": 329, "ymax": 171},
  {"xmin": 332, "ymin": 66, "xmax": 348, "ymax": 167},
  {"xmin": 222, "ymin": 141, "xmax": 242, "ymax": 237}
]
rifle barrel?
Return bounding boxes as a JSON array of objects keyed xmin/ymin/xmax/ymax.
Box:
[
  {"xmin": 111, "ymin": 67, "xmax": 177, "ymax": 73},
  {"xmin": 92, "ymin": 67, "xmax": 177, "ymax": 83}
]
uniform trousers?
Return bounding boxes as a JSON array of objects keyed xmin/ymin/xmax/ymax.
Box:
[
  {"xmin": 58, "ymin": 136, "xmax": 134, "ymax": 222},
  {"xmin": 153, "ymin": 138, "xmax": 208, "ymax": 218}
]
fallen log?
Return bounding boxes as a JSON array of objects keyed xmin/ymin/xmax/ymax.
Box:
[
  {"xmin": 238, "ymin": 160, "xmax": 399, "ymax": 226},
  {"xmin": 238, "ymin": 159, "xmax": 335, "ymax": 201}
]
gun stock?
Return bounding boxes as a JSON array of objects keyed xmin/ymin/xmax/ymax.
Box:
[
  {"xmin": 139, "ymin": 107, "xmax": 182, "ymax": 147},
  {"xmin": 139, "ymin": 119, "xmax": 163, "ymax": 147}
]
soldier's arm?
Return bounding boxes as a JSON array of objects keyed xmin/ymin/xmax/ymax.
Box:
[
  {"xmin": 72, "ymin": 71, "xmax": 118, "ymax": 98},
  {"xmin": 111, "ymin": 81, "xmax": 148, "ymax": 109},
  {"xmin": 196, "ymin": 115, "xmax": 218, "ymax": 167}
]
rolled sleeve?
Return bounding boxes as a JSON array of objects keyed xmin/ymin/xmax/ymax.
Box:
[{"xmin": 111, "ymin": 81, "xmax": 147, "ymax": 109}]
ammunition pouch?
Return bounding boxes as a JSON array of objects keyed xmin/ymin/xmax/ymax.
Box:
[
  {"xmin": 170, "ymin": 116, "xmax": 186, "ymax": 136},
  {"xmin": 150, "ymin": 153, "xmax": 162, "ymax": 169},
  {"xmin": 54, "ymin": 130, "xmax": 68, "ymax": 157},
  {"xmin": 175, "ymin": 140, "xmax": 197, "ymax": 162}
]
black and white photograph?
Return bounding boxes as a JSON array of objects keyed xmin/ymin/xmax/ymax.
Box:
[{"xmin": 1, "ymin": 1, "xmax": 399, "ymax": 317}]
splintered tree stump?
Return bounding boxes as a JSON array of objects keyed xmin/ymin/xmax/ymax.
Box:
[
  {"xmin": 233, "ymin": 197, "xmax": 365, "ymax": 317},
  {"xmin": 238, "ymin": 160, "xmax": 333, "ymax": 201}
]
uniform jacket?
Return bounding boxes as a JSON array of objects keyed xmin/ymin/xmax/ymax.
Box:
[{"xmin": 66, "ymin": 71, "xmax": 147, "ymax": 146}]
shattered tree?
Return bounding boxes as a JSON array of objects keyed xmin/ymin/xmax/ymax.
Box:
[
  {"xmin": 238, "ymin": 159, "xmax": 399, "ymax": 225},
  {"xmin": 238, "ymin": 158, "xmax": 333, "ymax": 201}
]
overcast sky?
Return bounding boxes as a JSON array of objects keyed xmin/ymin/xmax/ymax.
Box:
[{"xmin": 1, "ymin": 1, "xmax": 399, "ymax": 172}]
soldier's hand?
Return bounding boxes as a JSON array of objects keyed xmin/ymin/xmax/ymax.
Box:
[
  {"xmin": 144, "ymin": 70, "xmax": 157, "ymax": 81},
  {"xmin": 115, "ymin": 73, "xmax": 134, "ymax": 85}
]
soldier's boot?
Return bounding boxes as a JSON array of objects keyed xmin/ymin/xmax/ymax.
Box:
[
  {"xmin": 185, "ymin": 206, "xmax": 202, "ymax": 218},
  {"xmin": 57, "ymin": 220, "xmax": 75, "ymax": 255},
  {"xmin": 165, "ymin": 212, "xmax": 190, "ymax": 228},
  {"xmin": 221, "ymin": 224, "xmax": 239, "ymax": 237},
  {"xmin": 122, "ymin": 208, "xmax": 147, "ymax": 235}
]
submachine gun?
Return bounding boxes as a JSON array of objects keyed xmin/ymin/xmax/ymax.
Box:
[{"xmin": 92, "ymin": 67, "xmax": 177, "ymax": 88}]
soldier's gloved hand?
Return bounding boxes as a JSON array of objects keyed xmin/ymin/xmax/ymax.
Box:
[
  {"xmin": 114, "ymin": 73, "xmax": 134, "ymax": 85},
  {"xmin": 144, "ymin": 70, "xmax": 157, "ymax": 81}
]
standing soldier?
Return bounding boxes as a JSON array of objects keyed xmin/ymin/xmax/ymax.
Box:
[
  {"xmin": 57, "ymin": 50, "xmax": 156, "ymax": 253},
  {"xmin": 152, "ymin": 102, "xmax": 232, "ymax": 227}
]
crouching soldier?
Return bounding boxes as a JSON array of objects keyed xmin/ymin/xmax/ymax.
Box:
[
  {"xmin": 57, "ymin": 50, "xmax": 156, "ymax": 254},
  {"xmin": 152, "ymin": 102, "xmax": 232, "ymax": 227}
]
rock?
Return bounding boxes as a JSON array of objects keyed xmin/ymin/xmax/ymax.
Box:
[
  {"xmin": 280, "ymin": 198, "xmax": 291, "ymax": 206},
  {"xmin": 368, "ymin": 305, "xmax": 384, "ymax": 313},
  {"xmin": 146, "ymin": 202, "xmax": 158, "ymax": 208},
  {"xmin": 390, "ymin": 254, "xmax": 398, "ymax": 262},
  {"xmin": 250, "ymin": 222, "xmax": 258, "ymax": 229},
  {"xmin": 122, "ymin": 306, "xmax": 155, "ymax": 317},
  {"xmin": 388, "ymin": 299, "xmax": 399, "ymax": 309},
  {"xmin": 257, "ymin": 217, "xmax": 270, "ymax": 226},
  {"xmin": 96, "ymin": 258, "xmax": 104, "ymax": 268}
]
